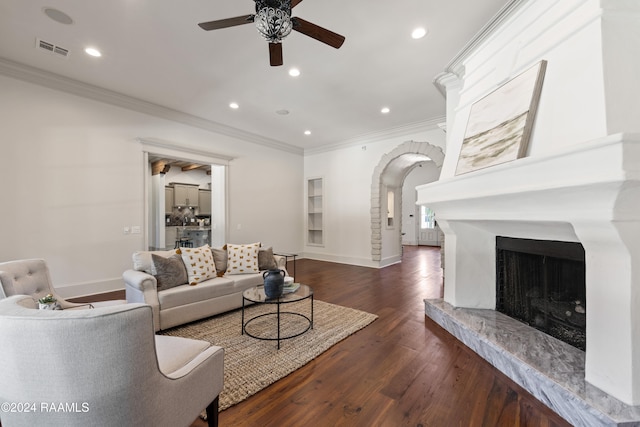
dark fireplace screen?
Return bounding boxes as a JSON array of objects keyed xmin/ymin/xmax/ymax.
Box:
[{"xmin": 496, "ymin": 237, "xmax": 586, "ymax": 351}]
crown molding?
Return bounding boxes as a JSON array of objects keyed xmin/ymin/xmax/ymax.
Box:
[
  {"xmin": 0, "ymin": 57, "xmax": 304, "ymax": 155},
  {"xmin": 432, "ymin": 0, "xmax": 528, "ymax": 95},
  {"xmin": 304, "ymin": 117, "xmax": 445, "ymax": 155}
]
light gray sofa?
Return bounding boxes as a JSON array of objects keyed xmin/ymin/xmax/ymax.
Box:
[{"xmin": 123, "ymin": 246, "xmax": 287, "ymax": 331}]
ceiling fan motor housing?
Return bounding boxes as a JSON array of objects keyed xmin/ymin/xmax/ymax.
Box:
[
  {"xmin": 198, "ymin": 0, "xmax": 344, "ymax": 66},
  {"xmin": 254, "ymin": 0, "xmax": 293, "ymax": 43}
]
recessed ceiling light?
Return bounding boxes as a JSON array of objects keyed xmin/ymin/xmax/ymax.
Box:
[
  {"xmin": 84, "ymin": 47, "xmax": 102, "ymax": 57},
  {"xmin": 304, "ymin": 130, "xmax": 311, "ymax": 135},
  {"xmin": 411, "ymin": 27, "xmax": 427, "ymax": 39},
  {"xmin": 229, "ymin": 102, "xmax": 239, "ymax": 109},
  {"xmin": 381, "ymin": 107, "xmax": 390, "ymax": 114},
  {"xmin": 288, "ymin": 68, "xmax": 300, "ymax": 77},
  {"xmin": 42, "ymin": 7, "xmax": 73, "ymax": 25}
]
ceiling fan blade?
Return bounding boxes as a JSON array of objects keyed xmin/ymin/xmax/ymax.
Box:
[
  {"xmin": 269, "ymin": 43, "xmax": 283, "ymax": 66},
  {"xmin": 292, "ymin": 17, "xmax": 345, "ymax": 49},
  {"xmin": 198, "ymin": 15, "xmax": 255, "ymax": 31},
  {"xmin": 291, "ymin": 0, "xmax": 303, "ymax": 7}
]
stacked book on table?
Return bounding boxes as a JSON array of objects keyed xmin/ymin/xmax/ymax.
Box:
[{"xmin": 283, "ymin": 282, "xmax": 301, "ymax": 294}]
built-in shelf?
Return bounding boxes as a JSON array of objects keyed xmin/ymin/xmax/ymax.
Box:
[{"xmin": 307, "ymin": 178, "xmax": 323, "ymax": 246}]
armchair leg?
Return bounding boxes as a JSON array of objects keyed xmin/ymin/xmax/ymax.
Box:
[{"xmin": 206, "ymin": 396, "xmax": 219, "ymax": 427}]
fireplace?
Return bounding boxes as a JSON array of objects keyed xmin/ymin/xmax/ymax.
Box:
[
  {"xmin": 495, "ymin": 237, "xmax": 586, "ymax": 350},
  {"xmin": 417, "ymin": 135, "xmax": 640, "ymax": 423},
  {"xmin": 413, "ymin": 0, "xmax": 640, "ymax": 421}
]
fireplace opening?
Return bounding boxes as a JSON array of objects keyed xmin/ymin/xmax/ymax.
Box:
[{"xmin": 496, "ymin": 237, "xmax": 586, "ymax": 350}]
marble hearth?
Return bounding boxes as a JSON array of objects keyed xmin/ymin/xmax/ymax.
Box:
[
  {"xmin": 416, "ymin": 134, "xmax": 640, "ymax": 424},
  {"xmin": 424, "ymin": 299, "xmax": 640, "ymax": 426}
]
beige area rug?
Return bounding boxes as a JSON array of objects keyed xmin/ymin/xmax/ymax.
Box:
[{"xmin": 161, "ymin": 300, "xmax": 377, "ymax": 411}]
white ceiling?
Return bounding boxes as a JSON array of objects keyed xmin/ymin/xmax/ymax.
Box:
[{"xmin": 0, "ymin": 0, "xmax": 511, "ymax": 152}]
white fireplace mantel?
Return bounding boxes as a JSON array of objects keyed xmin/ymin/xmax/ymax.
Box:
[
  {"xmin": 416, "ymin": 133, "xmax": 640, "ymax": 406},
  {"xmin": 416, "ymin": 133, "xmax": 640, "ymax": 223}
]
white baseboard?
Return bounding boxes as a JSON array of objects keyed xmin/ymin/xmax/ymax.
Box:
[
  {"xmin": 302, "ymin": 252, "xmax": 381, "ymax": 268},
  {"xmin": 379, "ymin": 255, "xmax": 401, "ymax": 268}
]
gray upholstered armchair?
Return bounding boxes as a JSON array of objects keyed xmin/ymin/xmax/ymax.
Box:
[
  {"xmin": 0, "ymin": 295, "xmax": 224, "ymax": 427},
  {"xmin": 0, "ymin": 259, "xmax": 123, "ymax": 308}
]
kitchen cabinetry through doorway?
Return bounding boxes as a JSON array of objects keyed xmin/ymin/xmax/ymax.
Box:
[{"xmin": 142, "ymin": 141, "xmax": 229, "ymax": 252}]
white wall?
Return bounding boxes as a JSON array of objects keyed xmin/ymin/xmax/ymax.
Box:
[
  {"xmin": 303, "ymin": 128, "xmax": 446, "ymax": 267},
  {"xmin": 0, "ymin": 75, "xmax": 303, "ymax": 297}
]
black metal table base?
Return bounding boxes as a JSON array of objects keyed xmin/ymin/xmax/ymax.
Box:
[{"xmin": 242, "ymin": 294, "xmax": 314, "ymax": 349}]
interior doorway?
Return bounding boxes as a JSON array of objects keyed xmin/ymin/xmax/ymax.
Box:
[
  {"xmin": 417, "ymin": 205, "xmax": 443, "ymax": 246},
  {"xmin": 148, "ymin": 156, "xmax": 213, "ymax": 250},
  {"xmin": 139, "ymin": 138, "xmax": 231, "ymax": 251},
  {"xmin": 371, "ymin": 141, "xmax": 445, "ymax": 266}
]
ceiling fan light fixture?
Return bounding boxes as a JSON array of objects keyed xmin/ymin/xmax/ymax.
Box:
[{"xmin": 255, "ymin": 0, "xmax": 293, "ymax": 43}]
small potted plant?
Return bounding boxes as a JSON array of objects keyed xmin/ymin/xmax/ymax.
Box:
[{"xmin": 38, "ymin": 294, "xmax": 60, "ymax": 310}]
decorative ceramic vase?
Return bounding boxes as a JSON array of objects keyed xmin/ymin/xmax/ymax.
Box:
[
  {"xmin": 39, "ymin": 302, "xmax": 60, "ymax": 310},
  {"xmin": 263, "ymin": 269, "xmax": 285, "ymax": 298}
]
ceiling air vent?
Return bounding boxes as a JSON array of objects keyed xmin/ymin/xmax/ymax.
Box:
[{"xmin": 36, "ymin": 38, "xmax": 70, "ymax": 58}]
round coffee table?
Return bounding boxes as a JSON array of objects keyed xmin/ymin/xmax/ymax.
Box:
[{"xmin": 242, "ymin": 284, "xmax": 314, "ymax": 349}]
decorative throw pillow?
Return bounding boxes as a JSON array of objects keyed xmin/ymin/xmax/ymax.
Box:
[
  {"xmin": 258, "ymin": 246, "xmax": 278, "ymax": 271},
  {"xmin": 226, "ymin": 242, "xmax": 260, "ymax": 275},
  {"xmin": 179, "ymin": 245, "xmax": 217, "ymax": 285},
  {"xmin": 151, "ymin": 253, "xmax": 188, "ymax": 291},
  {"xmin": 211, "ymin": 246, "xmax": 228, "ymax": 277},
  {"xmin": 133, "ymin": 249, "xmax": 177, "ymax": 274}
]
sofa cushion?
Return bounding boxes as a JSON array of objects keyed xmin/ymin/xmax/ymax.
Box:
[
  {"xmin": 226, "ymin": 242, "xmax": 260, "ymax": 275},
  {"xmin": 152, "ymin": 253, "xmax": 188, "ymax": 291},
  {"xmin": 211, "ymin": 246, "xmax": 227, "ymax": 277},
  {"xmin": 226, "ymin": 272, "xmax": 264, "ymax": 289},
  {"xmin": 155, "ymin": 335, "xmax": 210, "ymax": 375},
  {"xmin": 258, "ymin": 246, "xmax": 278, "ymax": 271},
  {"xmin": 158, "ymin": 277, "xmax": 236, "ymax": 310},
  {"xmin": 179, "ymin": 245, "xmax": 216, "ymax": 285},
  {"xmin": 133, "ymin": 249, "xmax": 177, "ymax": 274}
]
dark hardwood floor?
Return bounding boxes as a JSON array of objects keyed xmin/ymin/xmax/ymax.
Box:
[
  {"xmin": 77, "ymin": 246, "xmax": 570, "ymax": 426},
  {"xmin": 185, "ymin": 246, "xmax": 570, "ymax": 427}
]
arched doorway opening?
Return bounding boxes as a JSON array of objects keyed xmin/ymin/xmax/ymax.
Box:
[{"xmin": 371, "ymin": 141, "xmax": 444, "ymax": 266}]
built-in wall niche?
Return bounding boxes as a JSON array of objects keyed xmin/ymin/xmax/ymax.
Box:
[
  {"xmin": 496, "ymin": 237, "xmax": 586, "ymax": 350},
  {"xmin": 307, "ymin": 177, "xmax": 323, "ymax": 246},
  {"xmin": 387, "ymin": 189, "xmax": 395, "ymax": 228}
]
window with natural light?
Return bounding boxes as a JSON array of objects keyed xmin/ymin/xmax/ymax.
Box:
[{"xmin": 420, "ymin": 206, "xmax": 435, "ymax": 229}]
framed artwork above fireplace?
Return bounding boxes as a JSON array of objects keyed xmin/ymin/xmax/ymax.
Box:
[{"xmin": 455, "ymin": 60, "xmax": 547, "ymax": 175}]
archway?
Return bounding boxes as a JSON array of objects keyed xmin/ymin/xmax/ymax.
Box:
[{"xmin": 371, "ymin": 141, "xmax": 444, "ymax": 264}]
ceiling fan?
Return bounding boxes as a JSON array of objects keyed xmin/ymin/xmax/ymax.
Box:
[{"xmin": 198, "ymin": 0, "xmax": 345, "ymax": 66}]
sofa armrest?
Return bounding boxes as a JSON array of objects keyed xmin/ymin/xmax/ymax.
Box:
[{"xmin": 123, "ymin": 269, "xmax": 161, "ymax": 331}]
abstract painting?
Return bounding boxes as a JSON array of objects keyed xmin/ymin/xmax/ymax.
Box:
[{"xmin": 455, "ymin": 60, "xmax": 547, "ymax": 175}]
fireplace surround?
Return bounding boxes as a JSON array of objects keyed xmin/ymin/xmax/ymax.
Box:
[
  {"xmin": 417, "ymin": 134, "xmax": 640, "ymax": 425},
  {"xmin": 415, "ymin": 0, "xmax": 640, "ymax": 422}
]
